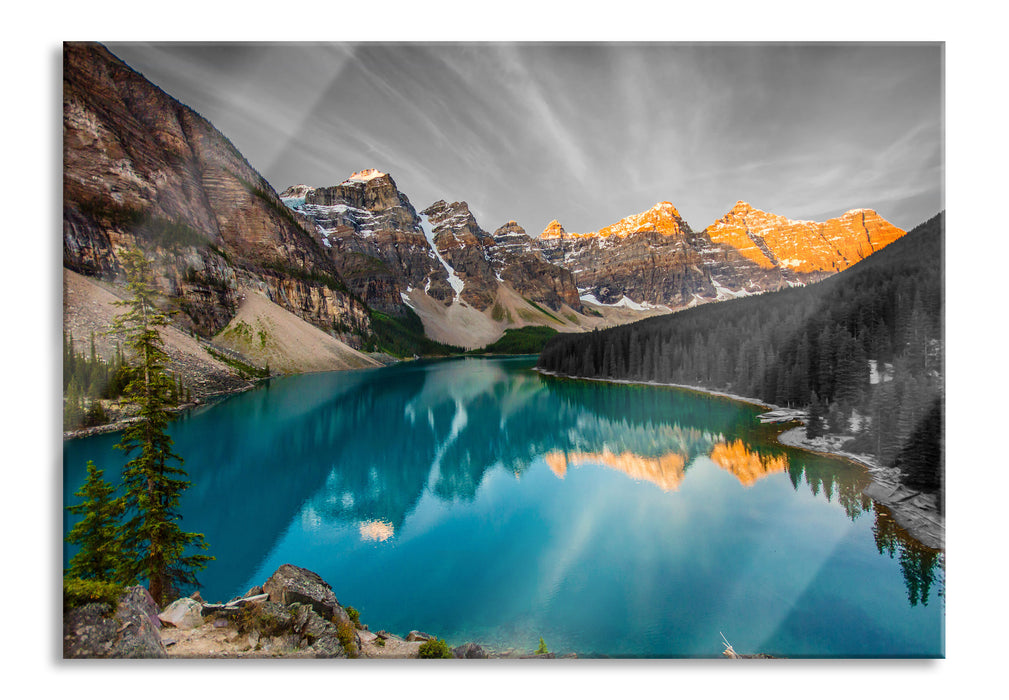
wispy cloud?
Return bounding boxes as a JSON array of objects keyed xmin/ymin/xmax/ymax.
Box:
[{"xmin": 106, "ymin": 42, "xmax": 943, "ymax": 233}]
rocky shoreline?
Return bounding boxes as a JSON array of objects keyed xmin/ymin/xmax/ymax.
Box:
[
  {"xmin": 773, "ymin": 423, "xmax": 944, "ymax": 550},
  {"xmin": 64, "ymin": 563, "xmax": 574, "ymax": 659},
  {"xmin": 62, "ymin": 391, "xmax": 249, "ymax": 441},
  {"xmin": 536, "ymin": 369, "xmax": 944, "ymax": 552}
]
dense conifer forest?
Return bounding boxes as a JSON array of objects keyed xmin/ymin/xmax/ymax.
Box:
[{"xmin": 538, "ymin": 213, "xmax": 944, "ymax": 496}]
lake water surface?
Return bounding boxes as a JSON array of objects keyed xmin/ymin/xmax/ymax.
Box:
[{"xmin": 63, "ymin": 356, "xmax": 943, "ymax": 657}]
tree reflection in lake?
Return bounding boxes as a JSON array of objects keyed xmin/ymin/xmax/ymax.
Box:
[{"xmin": 65, "ymin": 356, "xmax": 943, "ymax": 627}]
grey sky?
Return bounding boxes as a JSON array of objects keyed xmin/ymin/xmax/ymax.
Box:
[{"xmin": 106, "ymin": 42, "xmax": 942, "ymax": 235}]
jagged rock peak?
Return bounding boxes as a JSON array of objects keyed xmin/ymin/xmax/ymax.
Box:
[
  {"xmin": 279, "ymin": 184, "xmax": 316, "ymax": 199},
  {"xmin": 540, "ymin": 220, "xmax": 567, "ymax": 239},
  {"xmin": 540, "ymin": 202, "xmax": 692, "ymax": 240},
  {"xmin": 422, "ymin": 200, "xmax": 476, "ymax": 225},
  {"xmin": 494, "ymin": 220, "xmax": 527, "ymax": 237}
]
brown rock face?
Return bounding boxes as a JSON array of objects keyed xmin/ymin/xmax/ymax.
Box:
[
  {"xmin": 706, "ymin": 201, "xmax": 906, "ymax": 274},
  {"xmin": 488, "ymin": 221, "xmax": 582, "ymax": 311},
  {"xmin": 538, "ymin": 204, "xmax": 737, "ymax": 307},
  {"xmin": 63, "ymin": 42, "xmax": 370, "ymax": 339},
  {"xmin": 285, "ymin": 173, "xmax": 454, "ymax": 313},
  {"xmin": 422, "ymin": 200, "xmax": 499, "ymax": 310},
  {"xmin": 64, "ymin": 586, "xmax": 167, "ymax": 659}
]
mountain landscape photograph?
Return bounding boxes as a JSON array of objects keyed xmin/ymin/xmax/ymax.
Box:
[{"xmin": 52, "ymin": 31, "xmax": 959, "ymax": 677}]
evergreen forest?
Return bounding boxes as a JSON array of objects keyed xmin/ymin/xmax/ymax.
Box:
[{"xmin": 537, "ymin": 213, "xmax": 944, "ymax": 497}]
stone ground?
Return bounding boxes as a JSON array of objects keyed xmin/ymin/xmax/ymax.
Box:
[
  {"xmin": 161, "ymin": 618, "xmax": 426, "ymax": 659},
  {"xmin": 777, "ymin": 426, "xmax": 944, "ymax": 551}
]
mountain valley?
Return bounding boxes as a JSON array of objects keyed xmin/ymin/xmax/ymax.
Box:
[{"xmin": 63, "ymin": 41, "xmax": 909, "ymax": 400}]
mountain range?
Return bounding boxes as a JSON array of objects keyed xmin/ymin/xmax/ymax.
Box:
[{"xmin": 62, "ymin": 42, "xmax": 907, "ymax": 391}]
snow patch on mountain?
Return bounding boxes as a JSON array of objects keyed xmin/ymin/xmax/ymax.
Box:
[
  {"xmin": 400, "ymin": 290, "xmax": 418, "ymax": 311},
  {"xmin": 579, "ymin": 291, "xmax": 669, "ymax": 312},
  {"xmin": 710, "ymin": 277, "xmax": 753, "ymax": 300},
  {"xmin": 419, "ymin": 214, "xmax": 464, "ymax": 298}
]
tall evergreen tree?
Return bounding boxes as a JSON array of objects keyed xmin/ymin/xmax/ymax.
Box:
[
  {"xmin": 65, "ymin": 460, "xmax": 125, "ymax": 581},
  {"xmin": 806, "ymin": 391, "xmax": 826, "ymax": 439},
  {"xmin": 112, "ymin": 247, "xmax": 212, "ymax": 606}
]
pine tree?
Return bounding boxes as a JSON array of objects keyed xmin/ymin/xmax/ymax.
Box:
[
  {"xmin": 65, "ymin": 460, "xmax": 125, "ymax": 581},
  {"xmin": 806, "ymin": 391, "xmax": 825, "ymax": 439},
  {"xmin": 112, "ymin": 247, "xmax": 212, "ymax": 606}
]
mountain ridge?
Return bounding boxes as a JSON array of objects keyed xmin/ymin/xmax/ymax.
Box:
[{"xmin": 283, "ymin": 169, "xmax": 906, "ymax": 344}]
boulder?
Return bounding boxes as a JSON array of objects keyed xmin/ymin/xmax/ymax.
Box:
[
  {"xmin": 158, "ymin": 597, "xmax": 204, "ymax": 629},
  {"xmin": 64, "ymin": 586, "xmax": 166, "ymax": 658},
  {"xmin": 311, "ymin": 635, "xmax": 349, "ymax": 659},
  {"xmin": 452, "ymin": 642, "xmax": 489, "ymax": 659},
  {"xmin": 236, "ymin": 600, "xmax": 294, "ymax": 637},
  {"xmin": 406, "ymin": 630, "xmax": 435, "ymax": 642},
  {"xmin": 287, "ymin": 602, "xmax": 357, "ymax": 658},
  {"xmin": 264, "ymin": 564, "xmax": 340, "ymax": 620}
]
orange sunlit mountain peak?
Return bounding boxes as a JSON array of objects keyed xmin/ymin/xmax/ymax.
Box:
[
  {"xmin": 706, "ymin": 203, "xmax": 905, "ymax": 273},
  {"xmin": 539, "ymin": 203, "xmax": 691, "ymax": 241}
]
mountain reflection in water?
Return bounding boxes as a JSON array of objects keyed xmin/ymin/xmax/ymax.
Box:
[{"xmin": 64, "ymin": 356, "xmax": 943, "ymax": 652}]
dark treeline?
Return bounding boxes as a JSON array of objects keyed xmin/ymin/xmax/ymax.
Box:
[
  {"xmin": 63, "ymin": 331, "xmax": 190, "ymax": 430},
  {"xmin": 63, "ymin": 331, "xmax": 129, "ymax": 429},
  {"xmin": 538, "ymin": 213, "xmax": 944, "ymax": 497}
]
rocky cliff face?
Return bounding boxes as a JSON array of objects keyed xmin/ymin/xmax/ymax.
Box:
[
  {"xmin": 285, "ymin": 180, "xmax": 586, "ymax": 318},
  {"xmin": 284, "ymin": 168, "xmax": 906, "ymax": 343},
  {"xmin": 421, "ymin": 200, "xmax": 500, "ymax": 310},
  {"xmin": 63, "ymin": 42, "xmax": 370, "ymax": 341},
  {"xmin": 705, "ymin": 201, "xmax": 907, "ymax": 274},
  {"xmin": 487, "ymin": 221, "xmax": 582, "ymax": 312},
  {"xmin": 281, "ymin": 173, "xmax": 453, "ymax": 314},
  {"xmin": 538, "ymin": 202, "xmax": 752, "ymax": 308}
]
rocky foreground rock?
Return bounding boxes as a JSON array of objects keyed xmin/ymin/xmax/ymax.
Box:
[
  {"xmin": 64, "ymin": 586, "xmax": 166, "ymax": 658},
  {"xmin": 63, "ymin": 564, "xmax": 515, "ymax": 659}
]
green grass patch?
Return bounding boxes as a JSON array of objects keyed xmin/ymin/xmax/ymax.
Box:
[
  {"xmin": 63, "ymin": 577, "xmax": 124, "ymax": 612},
  {"xmin": 206, "ymin": 346, "xmax": 269, "ymax": 379},
  {"xmin": 522, "ymin": 297, "xmax": 563, "ymax": 324},
  {"xmin": 469, "ymin": 326, "xmax": 559, "ymax": 355},
  {"xmin": 366, "ymin": 307, "xmax": 463, "ymax": 358}
]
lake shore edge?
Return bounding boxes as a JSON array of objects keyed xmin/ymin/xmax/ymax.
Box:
[{"xmin": 534, "ymin": 367, "xmax": 944, "ymax": 551}]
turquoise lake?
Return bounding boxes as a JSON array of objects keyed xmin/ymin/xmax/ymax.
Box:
[{"xmin": 63, "ymin": 356, "xmax": 943, "ymax": 658}]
